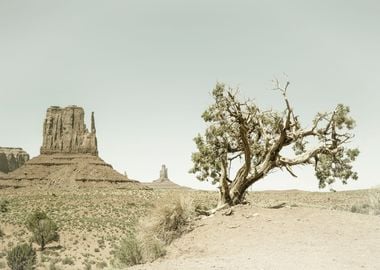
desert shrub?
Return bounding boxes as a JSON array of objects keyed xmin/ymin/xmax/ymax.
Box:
[
  {"xmin": 138, "ymin": 233, "xmax": 166, "ymax": 263},
  {"xmin": 0, "ymin": 261, "xmax": 6, "ymax": 269},
  {"xmin": 114, "ymin": 234, "xmax": 143, "ymax": 266},
  {"xmin": 25, "ymin": 211, "xmax": 59, "ymax": 250},
  {"xmin": 0, "ymin": 199, "xmax": 9, "ymax": 213},
  {"xmin": 0, "ymin": 227, "xmax": 4, "ymax": 238},
  {"xmin": 368, "ymin": 191, "xmax": 380, "ymax": 215},
  {"xmin": 83, "ymin": 262, "xmax": 91, "ymax": 270},
  {"xmin": 113, "ymin": 195, "xmax": 195, "ymax": 267},
  {"xmin": 95, "ymin": 261, "xmax": 107, "ymax": 269},
  {"xmin": 6, "ymin": 243, "xmax": 36, "ymax": 270},
  {"xmin": 350, "ymin": 204, "xmax": 368, "ymax": 214},
  {"xmin": 61, "ymin": 256, "xmax": 74, "ymax": 265},
  {"xmin": 146, "ymin": 195, "xmax": 195, "ymax": 245},
  {"xmin": 350, "ymin": 191, "xmax": 380, "ymax": 215},
  {"xmin": 48, "ymin": 262, "xmax": 61, "ymax": 270}
]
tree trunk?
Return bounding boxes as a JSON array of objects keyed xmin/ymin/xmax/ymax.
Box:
[
  {"xmin": 218, "ymin": 160, "xmax": 231, "ymax": 207},
  {"xmin": 229, "ymin": 177, "xmax": 248, "ymax": 205}
]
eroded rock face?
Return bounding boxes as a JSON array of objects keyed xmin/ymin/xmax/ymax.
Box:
[
  {"xmin": 40, "ymin": 106, "xmax": 98, "ymax": 155},
  {"xmin": 0, "ymin": 147, "xmax": 29, "ymax": 173},
  {"xmin": 0, "ymin": 105, "xmax": 147, "ymax": 189}
]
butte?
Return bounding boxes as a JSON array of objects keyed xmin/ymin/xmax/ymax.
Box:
[
  {"xmin": 0, "ymin": 106, "xmax": 145, "ymax": 189},
  {"xmin": 144, "ymin": 164, "xmax": 190, "ymax": 189}
]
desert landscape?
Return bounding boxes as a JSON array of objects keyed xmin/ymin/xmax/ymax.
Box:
[
  {"xmin": 1, "ymin": 186, "xmax": 379, "ymax": 269},
  {"xmin": 1, "ymin": 1, "xmax": 380, "ymax": 270},
  {"xmin": 0, "ymin": 104, "xmax": 378, "ymax": 270}
]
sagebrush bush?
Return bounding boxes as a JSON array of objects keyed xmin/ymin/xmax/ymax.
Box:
[
  {"xmin": 0, "ymin": 199, "xmax": 9, "ymax": 213},
  {"xmin": 114, "ymin": 234, "xmax": 143, "ymax": 266},
  {"xmin": 138, "ymin": 233, "xmax": 166, "ymax": 263},
  {"xmin": 114, "ymin": 195, "xmax": 195, "ymax": 267},
  {"xmin": 0, "ymin": 227, "xmax": 4, "ymax": 238},
  {"xmin": 368, "ymin": 191, "xmax": 380, "ymax": 215},
  {"xmin": 350, "ymin": 190, "xmax": 380, "ymax": 215},
  {"xmin": 145, "ymin": 195, "xmax": 195, "ymax": 245},
  {"xmin": 61, "ymin": 256, "xmax": 74, "ymax": 265},
  {"xmin": 26, "ymin": 211, "xmax": 59, "ymax": 250},
  {"xmin": 6, "ymin": 243, "xmax": 36, "ymax": 270}
]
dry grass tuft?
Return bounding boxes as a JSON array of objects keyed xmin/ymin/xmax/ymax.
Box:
[
  {"xmin": 143, "ymin": 195, "xmax": 195, "ymax": 245},
  {"xmin": 350, "ymin": 190, "xmax": 380, "ymax": 215},
  {"xmin": 114, "ymin": 194, "xmax": 196, "ymax": 267},
  {"xmin": 368, "ymin": 191, "xmax": 380, "ymax": 215}
]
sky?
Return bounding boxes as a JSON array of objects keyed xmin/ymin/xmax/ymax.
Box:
[{"xmin": 0, "ymin": 0, "xmax": 379, "ymax": 191}]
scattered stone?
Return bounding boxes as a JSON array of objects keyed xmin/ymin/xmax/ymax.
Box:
[{"xmin": 0, "ymin": 147, "xmax": 29, "ymax": 173}]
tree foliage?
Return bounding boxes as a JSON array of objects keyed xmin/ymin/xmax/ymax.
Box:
[
  {"xmin": 190, "ymin": 81, "xmax": 359, "ymax": 205},
  {"xmin": 26, "ymin": 211, "xmax": 59, "ymax": 251}
]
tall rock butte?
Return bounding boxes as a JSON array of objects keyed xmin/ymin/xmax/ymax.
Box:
[
  {"xmin": 0, "ymin": 106, "xmax": 146, "ymax": 189},
  {"xmin": 0, "ymin": 147, "xmax": 29, "ymax": 173},
  {"xmin": 144, "ymin": 164, "xmax": 189, "ymax": 189},
  {"xmin": 40, "ymin": 106, "xmax": 98, "ymax": 155}
]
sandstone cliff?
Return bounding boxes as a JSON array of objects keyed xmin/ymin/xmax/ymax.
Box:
[
  {"xmin": 0, "ymin": 147, "xmax": 29, "ymax": 173},
  {"xmin": 40, "ymin": 106, "xmax": 98, "ymax": 155},
  {"xmin": 0, "ymin": 106, "xmax": 146, "ymax": 189}
]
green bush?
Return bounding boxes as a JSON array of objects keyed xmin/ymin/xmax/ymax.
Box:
[
  {"xmin": 95, "ymin": 261, "xmax": 107, "ymax": 269},
  {"xmin": 61, "ymin": 256, "xmax": 74, "ymax": 265},
  {"xmin": 114, "ymin": 235, "xmax": 143, "ymax": 267},
  {"xmin": 26, "ymin": 211, "xmax": 59, "ymax": 251},
  {"xmin": 6, "ymin": 243, "xmax": 36, "ymax": 270},
  {"xmin": 0, "ymin": 199, "xmax": 9, "ymax": 213}
]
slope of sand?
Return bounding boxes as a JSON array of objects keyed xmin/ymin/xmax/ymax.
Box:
[
  {"xmin": 0, "ymin": 153, "xmax": 146, "ymax": 189},
  {"xmin": 131, "ymin": 204, "xmax": 380, "ymax": 270}
]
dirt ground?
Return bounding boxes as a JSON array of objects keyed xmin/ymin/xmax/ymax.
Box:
[
  {"xmin": 131, "ymin": 204, "xmax": 380, "ymax": 270},
  {"xmin": 0, "ymin": 187, "xmax": 379, "ymax": 269}
]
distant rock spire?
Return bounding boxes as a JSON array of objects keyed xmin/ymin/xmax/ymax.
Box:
[
  {"xmin": 159, "ymin": 164, "xmax": 169, "ymax": 180},
  {"xmin": 91, "ymin": 112, "xmax": 96, "ymax": 133}
]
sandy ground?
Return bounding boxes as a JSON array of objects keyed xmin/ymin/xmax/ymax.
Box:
[{"xmin": 131, "ymin": 205, "xmax": 380, "ymax": 270}]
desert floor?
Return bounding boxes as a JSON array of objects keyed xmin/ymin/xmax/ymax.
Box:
[{"xmin": 0, "ymin": 187, "xmax": 379, "ymax": 269}]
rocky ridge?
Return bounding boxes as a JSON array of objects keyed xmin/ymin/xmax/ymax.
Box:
[{"xmin": 0, "ymin": 147, "xmax": 29, "ymax": 173}]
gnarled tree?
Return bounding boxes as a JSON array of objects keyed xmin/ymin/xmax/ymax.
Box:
[{"xmin": 190, "ymin": 81, "xmax": 359, "ymax": 206}]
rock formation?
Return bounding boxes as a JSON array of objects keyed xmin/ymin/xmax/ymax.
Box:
[
  {"xmin": 40, "ymin": 106, "xmax": 98, "ymax": 155},
  {"xmin": 0, "ymin": 106, "xmax": 146, "ymax": 189},
  {"xmin": 145, "ymin": 164, "xmax": 189, "ymax": 189},
  {"xmin": 156, "ymin": 164, "xmax": 169, "ymax": 182},
  {"xmin": 0, "ymin": 147, "xmax": 29, "ymax": 173}
]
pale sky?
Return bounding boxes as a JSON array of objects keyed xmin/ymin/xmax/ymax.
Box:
[{"xmin": 1, "ymin": 0, "xmax": 379, "ymax": 191}]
